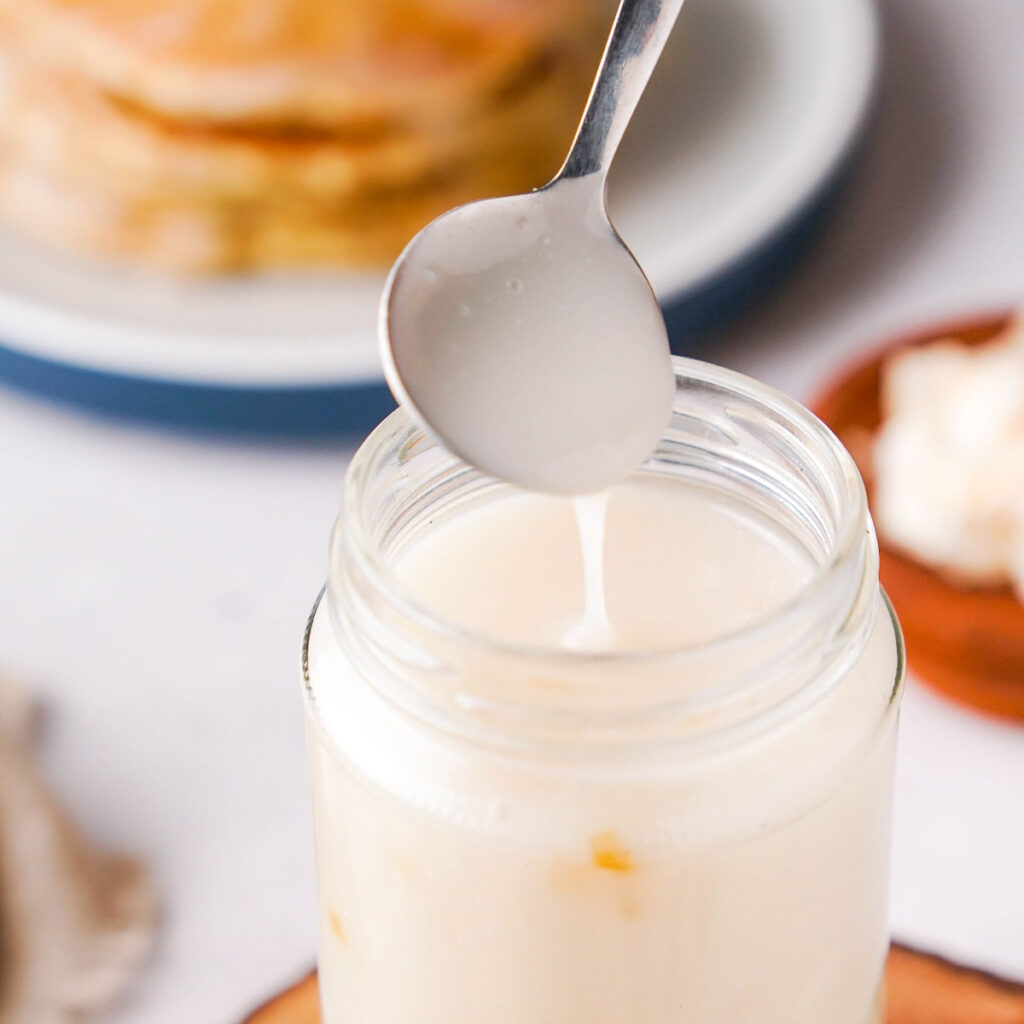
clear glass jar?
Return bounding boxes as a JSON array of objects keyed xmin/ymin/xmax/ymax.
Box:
[{"xmin": 302, "ymin": 357, "xmax": 904, "ymax": 1024}]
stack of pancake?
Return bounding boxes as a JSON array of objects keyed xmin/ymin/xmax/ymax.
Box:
[{"xmin": 0, "ymin": 0, "xmax": 603, "ymax": 272}]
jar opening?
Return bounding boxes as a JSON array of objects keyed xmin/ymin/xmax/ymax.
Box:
[{"xmin": 325, "ymin": 357, "xmax": 880, "ymax": 753}]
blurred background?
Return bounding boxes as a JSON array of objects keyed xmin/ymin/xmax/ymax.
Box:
[{"xmin": 0, "ymin": 0, "xmax": 1021, "ymax": 1021}]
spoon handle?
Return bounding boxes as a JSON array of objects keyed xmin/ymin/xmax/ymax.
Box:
[{"xmin": 557, "ymin": 0, "xmax": 686, "ymax": 185}]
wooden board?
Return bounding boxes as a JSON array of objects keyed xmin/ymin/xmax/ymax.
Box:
[{"xmin": 242, "ymin": 945, "xmax": 1024, "ymax": 1023}]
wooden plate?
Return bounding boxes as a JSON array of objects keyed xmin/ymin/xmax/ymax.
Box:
[
  {"xmin": 812, "ymin": 312, "xmax": 1024, "ymax": 720},
  {"xmin": 242, "ymin": 945, "xmax": 1024, "ymax": 1023}
]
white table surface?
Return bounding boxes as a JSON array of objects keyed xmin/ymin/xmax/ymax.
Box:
[{"xmin": 2, "ymin": 0, "xmax": 1023, "ymax": 1019}]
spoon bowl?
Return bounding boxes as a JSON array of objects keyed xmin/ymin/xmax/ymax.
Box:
[{"xmin": 380, "ymin": 178, "xmax": 673, "ymax": 494}]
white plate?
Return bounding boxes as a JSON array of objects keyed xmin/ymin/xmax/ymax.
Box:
[{"xmin": 0, "ymin": 0, "xmax": 877, "ymax": 389}]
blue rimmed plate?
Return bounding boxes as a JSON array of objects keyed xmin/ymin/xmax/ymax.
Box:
[{"xmin": 0, "ymin": 0, "xmax": 878, "ymax": 434}]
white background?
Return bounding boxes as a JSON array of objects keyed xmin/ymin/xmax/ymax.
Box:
[{"xmin": 2, "ymin": 1, "xmax": 1022, "ymax": 1020}]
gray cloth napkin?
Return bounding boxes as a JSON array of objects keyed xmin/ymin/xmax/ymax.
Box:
[{"xmin": 0, "ymin": 674, "xmax": 157, "ymax": 1023}]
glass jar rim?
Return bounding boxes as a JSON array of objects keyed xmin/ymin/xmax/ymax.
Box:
[{"xmin": 337, "ymin": 356, "xmax": 871, "ymax": 670}]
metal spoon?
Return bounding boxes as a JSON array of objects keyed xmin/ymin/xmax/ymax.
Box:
[{"xmin": 380, "ymin": 0, "xmax": 684, "ymax": 494}]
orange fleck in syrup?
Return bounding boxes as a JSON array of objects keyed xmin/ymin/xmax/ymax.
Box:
[
  {"xmin": 590, "ymin": 829, "xmax": 634, "ymax": 873},
  {"xmin": 328, "ymin": 910, "xmax": 347, "ymax": 944}
]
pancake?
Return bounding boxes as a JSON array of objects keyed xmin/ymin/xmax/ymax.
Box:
[
  {"xmin": 0, "ymin": 36, "xmax": 593, "ymax": 210},
  {"xmin": 0, "ymin": 44, "xmax": 594, "ymax": 270},
  {"xmin": 0, "ymin": 141, "xmax": 561, "ymax": 272},
  {"xmin": 0, "ymin": 0, "xmax": 604, "ymax": 271},
  {"xmin": 0, "ymin": 0, "xmax": 595, "ymax": 131}
]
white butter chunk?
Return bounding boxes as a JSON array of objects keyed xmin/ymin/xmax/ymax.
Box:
[{"xmin": 873, "ymin": 319, "xmax": 1024, "ymax": 598}]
